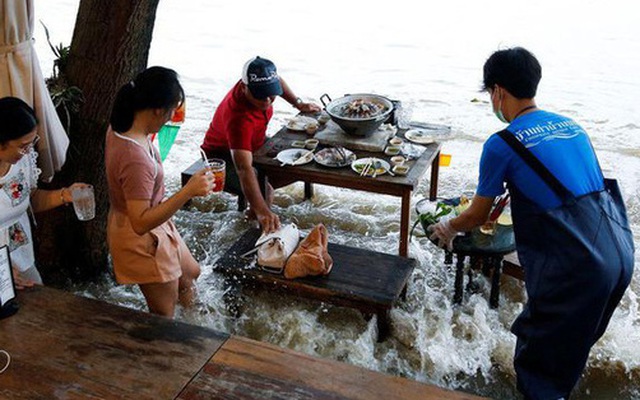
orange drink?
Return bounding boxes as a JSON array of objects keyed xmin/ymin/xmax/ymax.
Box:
[{"xmin": 207, "ymin": 158, "xmax": 226, "ymax": 192}]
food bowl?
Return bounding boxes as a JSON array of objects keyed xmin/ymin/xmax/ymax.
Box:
[
  {"xmin": 320, "ymin": 93, "xmax": 394, "ymax": 137},
  {"xmin": 317, "ymin": 112, "xmax": 330, "ymax": 125},
  {"xmin": 392, "ymin": 165, "xmax": 409, "ymax": 176},
  {"xmin": 389, "ymin": 137, "xmax": 403, "ymax": 146},
  {"xmin": 305, "ymin": 139, "xmax": 319, "ymax": 150},
  {"xmin": 290, "ymin": 140, "xmax": 306, "ymax": 148},
  {"xmin": 305, "ymin": 122, "xmax": 318, "ymax": 135},
  {"xmin": 384, "ymin": 146, "xmax": 401, "ymax": 156},
  {"xmin": 390, "ymin": 155, "xmax": 405, "ymax": 166}
]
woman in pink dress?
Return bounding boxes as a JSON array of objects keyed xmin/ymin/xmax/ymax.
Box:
[{"xmin": 105, "ymin": 67, "xmax": 213, "ymax": 317}]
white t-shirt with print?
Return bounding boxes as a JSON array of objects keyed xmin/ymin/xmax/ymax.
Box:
[{"xmin": 0, "ymin": 149, "xmax": 39, "ymax": 272}]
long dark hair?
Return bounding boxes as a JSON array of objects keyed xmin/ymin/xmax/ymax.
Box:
[
  {"xmin": 0, "ymin": 97, "xmax": 38, "ymax": 144},
  {"xmin": 109, "ymin": 66, "xmax": 184, "ymax": 133}
]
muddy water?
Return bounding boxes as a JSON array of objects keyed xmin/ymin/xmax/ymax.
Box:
[{"xmin": 35, "ymin": 1, "xmax": 640, "ymax": 398}]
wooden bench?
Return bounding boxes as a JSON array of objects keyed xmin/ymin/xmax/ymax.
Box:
[
  {"xmin": 181, "ymin": 159, "xmax": 247, "ymax": 211},
  {"xmin": 215, "ymin": 228, "xmax": 416, "ymax": 342}
]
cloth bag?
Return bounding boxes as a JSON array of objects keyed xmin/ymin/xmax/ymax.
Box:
[
  {"xmin": 257, "ymin": 223, "xmax": 300, "ymax": 273},
  {"xmin": 284, "ymin": 224, "xmax": 333, "ymax": 279}
]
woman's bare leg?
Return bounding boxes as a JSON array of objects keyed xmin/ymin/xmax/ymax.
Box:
[
  {"xmin": 139, "ymin": 280, "xmax": 179, "ymax": 317},
  {"xmin": 177, "ymin": 240, "xmax": 201, "ymax": 308}
]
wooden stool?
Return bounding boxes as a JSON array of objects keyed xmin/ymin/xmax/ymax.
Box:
[
  {"xmin": 216, "ymin": 228, "xmax": 416, "ymax": 342},
  {"xmin": 442, "ymin": 224, "xmax": 517, "ymax": 308}
]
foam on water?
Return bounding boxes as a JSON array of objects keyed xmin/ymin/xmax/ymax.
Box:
[{"xmin": 34, "ymin": 1, "xmax": 640, "ymax": 398}]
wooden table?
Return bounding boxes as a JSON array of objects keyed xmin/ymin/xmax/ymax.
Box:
[
  {"xmin": 178, "ymin": 336, "xmax": 487, "ymax": 400},
  {"xmin": 0, "ymin": 287, "xmax": 488, "ymax": 399},
  {"xmin": 0, "ymin": 286, "xmax": 227, "ymax": 399},
  {"xmin": 253, "ymin": 126, "xmax": 442, "ymax": 257},
  {"xmin": 215, "ymin": 228, "xmax": 416, "ymax": 341}
]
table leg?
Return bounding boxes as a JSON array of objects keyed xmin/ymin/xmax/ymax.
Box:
[
  {"xmin": 429, "ymin": 150, "xmax": 441, "ymax": 201},
  {"xmin": 490, "ymin": 257, "xmax": 502, "ymax": 308},
  {"xmin": 454, "ymin": 254, "xmax": 465, "ymax": 304},
  {"xmin": 376, "ymin": 310, "xmax": 391, "ymax": 342},
  {"xmin": 304, "ymin": 182, "xmax": 314, "ymax": 200},
  {"xmin": 399, "ymin": 191, "xmax": 411, "ymax": 257}
]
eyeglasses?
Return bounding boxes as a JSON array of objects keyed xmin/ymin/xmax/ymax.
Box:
[{"xmin": 18, "ymin": 135, "xmax": 40, "ymax": 155}]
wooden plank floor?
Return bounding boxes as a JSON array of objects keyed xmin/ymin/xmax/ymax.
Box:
[
  {"xmin": 178, "ymin": 336, "xmax": 487, "ymax": 400},
  {"xmin": 0, "ymin": 287, "xmax": 227, "ymax": 400}
]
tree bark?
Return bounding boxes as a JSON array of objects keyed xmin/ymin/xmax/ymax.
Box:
[{"xmin": 35, "ymin": 0, "xmax": 160, "ymax": 284}]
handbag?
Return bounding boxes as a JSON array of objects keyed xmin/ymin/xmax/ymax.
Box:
[
  {"xmin": 256, "ymin": 223, "xmax": 300, "ymax": 273},
  {"xmin": 284, "ymin": 224, "xmax": 333, "ymax": 279}
]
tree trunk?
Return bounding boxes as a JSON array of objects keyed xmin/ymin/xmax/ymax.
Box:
[{"xmin": 35, "ymin": 0, "xmax": 160, "ymax": 285}]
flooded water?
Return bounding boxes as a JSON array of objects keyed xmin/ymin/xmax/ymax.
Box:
[{"xmin": 34, "ymin": 1, "xmax": 640, "ymax": 398}]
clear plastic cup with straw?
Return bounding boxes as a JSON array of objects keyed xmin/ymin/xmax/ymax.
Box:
[{"xmin": 199, "ymin": 149, "xmax": 225, "ymax": 193}]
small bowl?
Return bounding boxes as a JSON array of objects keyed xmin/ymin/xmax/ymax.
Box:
[
  {"xmin": 389, "ymin": 137, "xmax": 403, "ymax": 146},
  {"xmin": 317, "ymin": 112, "xmax": 330, "ymax": 125},
  {"xmin": 305, "ymin": 123, "xmax": 319, "ymax": 135},
  {"xmin": 305, "ymin": 139, "xmax": 319, "ymax": 150},
  {"xmin": 291, "ymin": 140, "xmax": 306, "ymax": 148},
  {"xmin": 392, "ymin": 165, "xmax": 409, "ymax": 176},
  {"xmin": 384, "ymin": 146, "xmax": 401, "ymax": 156},
  {"xmin": 390, "ymin": 155, "xmax": 405, "ymax": 166}
]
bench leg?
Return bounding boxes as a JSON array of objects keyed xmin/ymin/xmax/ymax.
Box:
[
  {"xmin": 376, "ymin": 310, "xmax": 391, "ymax": 342},
  {"xmin": 453, "ymin": 254, "xmax": 465, "ymax": 305},
  {"xmin": 489, "ymin": 257, "xmax": 502, "ymax": 309},
  {"xmin": 237, "ymin": 193, "xmax": 247, "ymax": 212},
  {"xmin": 304, "ymin": 182, "xmax": 314, "ymax": 200}
]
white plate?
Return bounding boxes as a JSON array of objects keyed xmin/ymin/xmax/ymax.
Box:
[
  {"xmin": 276, "ymin": 149, "xmax": 314, "ymax": 166},
  {"xmin": 314, "ymin": 147, "xmax": 356, "ymax": 168},
  {"xmin": 404, "ymin": 128, "xmax": 434, "ymax": 144},
  {"xmin": 286, "ymin": 116, "xmax": 318, "ymax": 131},
  {"xmin": 351, "ymin": 157, "xmax": 390, "ymax": 176}
]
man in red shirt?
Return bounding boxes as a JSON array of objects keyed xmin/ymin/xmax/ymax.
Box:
[{"xmin": 201, "ymin": 56, "xmax": 320, "ymax": 233}]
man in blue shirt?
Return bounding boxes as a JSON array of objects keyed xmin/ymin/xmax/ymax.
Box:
[{"xmin": 430, "ymin": 47, "xmax": 634, "ymax": 400}]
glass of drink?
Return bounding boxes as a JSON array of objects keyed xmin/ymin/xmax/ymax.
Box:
[
  {"xmin": 71, "ymin": 185, "xmax": 95, "ymax": 221},
  {"xmin": 206, "ymin": 158, "xmax": 226, "ymax": 193}
]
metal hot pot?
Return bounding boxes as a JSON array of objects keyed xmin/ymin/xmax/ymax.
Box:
[{"xmin": 320, "ymin": 93, "xmax": 394, "ymax": 137}]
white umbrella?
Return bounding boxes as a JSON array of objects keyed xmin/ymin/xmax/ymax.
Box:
[{"xmin": 0, "ymin": 0, "xmax": 69, "ymax": 182}]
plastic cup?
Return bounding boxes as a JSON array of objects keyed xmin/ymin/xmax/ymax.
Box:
[
  {"xmin": 71, "ymin": 185, "xmax": 95, "ymax": 221},
  {"xmin": 206, "ymin": 158, "xmax": 226, "ymax": 193}
]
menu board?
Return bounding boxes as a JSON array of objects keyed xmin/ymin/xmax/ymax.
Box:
[{"xmin": 0, "ymin": 246, "xmax": 16, "ymax": 308}]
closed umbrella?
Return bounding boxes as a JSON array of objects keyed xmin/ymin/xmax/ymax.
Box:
[{"xmin": 0, "ymin": 0, "xmax": 69, "ymax": 182}]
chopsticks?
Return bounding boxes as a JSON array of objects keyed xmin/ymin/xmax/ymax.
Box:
[
  {"xmin": 360, "ymin": 159, "xmax": 373, "ymax": 177},
  {"xmin": 335, "ymin": 146, "xmax": 348, "ymax": 163}
]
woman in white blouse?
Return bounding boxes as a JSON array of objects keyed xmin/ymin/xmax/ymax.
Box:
[{"xmin": 0, "ymin": 97, "xmax": 86, "ymax": 287}]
